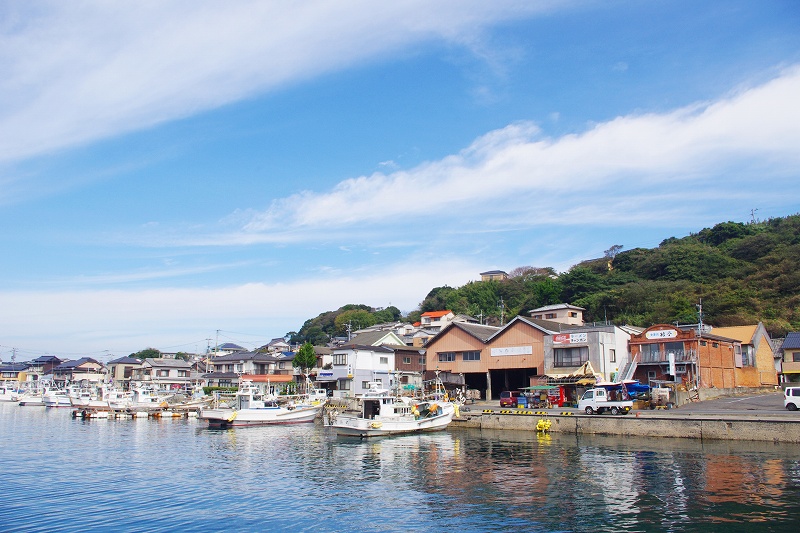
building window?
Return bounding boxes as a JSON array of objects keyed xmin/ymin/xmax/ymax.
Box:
[
  {"xmin": 333, "ymin": 353, "xmax": 348, "ymax": 365},
  {"xmin": 640, "ymin": 343, "xmax": 661, "ymax": 363},
  {"xmin": 403, "ymin": 357, "xmax": 411, "ymax": 365},
  {"xmin": 379, "ymin": 357, "xmax": 388, "ymax": 365},
  {"xmin": 545, "ymin": 313, "xmax": 557, "ymax": 319},
  {"xmin": 792, "ymin": 352, "xmax": 800, "ymax": 362},
  {"xmin": 712, "ymin": 342, "xmax": 719, "ymax": 348},
  {"xmin": 178, "ymin": 370, "xmax": 189, "ymax": 377},
  {"xmin": 533, "ymin": 314, "xmax": 542, "ymax": 319},
  {"xmin": 462, "ymin": 351, "xmax": 480, "ymax": 361},
  {"xmin": 278, "ymin": 362, "xmax": 285, "ymax": 369},
  {"xmin": 553, "ymin": 346, "xmax": 588, "ymax": 367},
  {"xmin": 609, "ymin": 349, "xmax": 616, "ymax": 363},
  {"xmin": 700, "ymin": 341, "xmax": 707, "ymax": 347},
  {"xmin": 156, "ymin": 370, "xmax": 169, "ymax": 377},
  {"xmin": 569, "ymin": 312, "xmax": 578, "ymax": 318},
  {"xmin": 438, "ymin": 352, "xmax": 455, "ymax": 362}
]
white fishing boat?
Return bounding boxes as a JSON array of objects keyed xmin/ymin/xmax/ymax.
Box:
[
  {"xmin": 0, "ymin": 383, "xmax": 24, "ymax": 402},
  {"xmin": 199, "ymin": 380, "xmax": 322, "ymax": 429},
  {"xmin": 107, "ymin": 385, "xmax": 173, "ymax": 410},
  {"xmin": 43, "ymin": 387, "xmax": 73, "ymax": 408},
  {"xmin": 330, "ymin": 382, "xmax": 456, "ymax": 438}
]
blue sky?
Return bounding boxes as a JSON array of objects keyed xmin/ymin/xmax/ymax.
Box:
[{"xmin": 1, "ymin": 1, "xmax": 799, "ymax": 361}]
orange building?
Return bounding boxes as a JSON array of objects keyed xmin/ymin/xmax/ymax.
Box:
[
  {"xmin": 424, "ymin": 316, "xmax": 551, "ymax": 399},
  {"xmin": 629, "ymin": 324, "xmax": 741, "ymax": 389}
]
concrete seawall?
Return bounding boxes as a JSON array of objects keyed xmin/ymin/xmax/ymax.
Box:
[{"xmin": 451, "ymin": 411, "xmax": 800, "ymax": 443}]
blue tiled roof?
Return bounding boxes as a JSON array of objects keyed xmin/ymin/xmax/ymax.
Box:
[{"xmin": 783, "ymin": 332, "xmax": 800, "ymax": 350}]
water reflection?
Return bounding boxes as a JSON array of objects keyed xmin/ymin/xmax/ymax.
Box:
[{"xmin": 3, "ymin": 403, "xmax": 800, "ymax": 532}]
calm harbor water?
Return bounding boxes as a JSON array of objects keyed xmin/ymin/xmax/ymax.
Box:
[{"xmin": 2, "ymin": 402, "xmax": 799, "ymax": 533}]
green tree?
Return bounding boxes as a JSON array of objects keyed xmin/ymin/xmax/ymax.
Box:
[
  {"xmin": 292, "ymin": 342, "xmax": 318, "ymax": 378},
  {"xmin": 131, "ymin": 348, "xmax": 161, "ymax": 359},
  {"xmin": 334, "ymin": 309, "xmax": 376, "ymax": 335}
]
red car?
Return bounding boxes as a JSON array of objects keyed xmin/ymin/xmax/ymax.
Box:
[{"xmin": 499, "ymin": 391, "xmax": 522, "ymax": 407}]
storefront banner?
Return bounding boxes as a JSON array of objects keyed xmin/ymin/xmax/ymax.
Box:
[
  {"xmin": 552, "ymin": 333, "xmax": 588, "ymax": 345},
  {"xmin": 646, "ymin": 329, "xmax": 678, "ymax": 339},
  {"xmin": 490, "ymin": 346, "xmax": 532, "ymax": 357}
]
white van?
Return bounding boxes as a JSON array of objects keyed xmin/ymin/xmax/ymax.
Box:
[{"xmin": 784, "ymin": 387, "xmax": 800, "ymax": 411}]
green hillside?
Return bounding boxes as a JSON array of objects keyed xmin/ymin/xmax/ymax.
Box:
[{"xmin": 290, "ymin": 214, "xmax": 800, "ymax": 344}]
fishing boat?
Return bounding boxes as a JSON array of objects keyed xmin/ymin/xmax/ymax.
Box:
[
  {"xmin": 43, "ymin": 386, "xmax": 75, "ymax": 408},
  {"xmin": 0, "ymin": 383, "xmax": 25, "ymax": 402},
  {"xmin": 107, "ymin": 385, "xmax": 173, "ymax": 410},
  {"xmin": 199, "ymin": 380, "xmax": 322, "ymax": 429},
  {"xmin": 329, "ymin": 382, "xmax": 456, "ymax": 438}
]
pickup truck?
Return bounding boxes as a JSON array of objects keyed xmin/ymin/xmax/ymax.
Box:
[{"xmin": 578, "ymin": 387, "xmax": 633, "ymax": 415}]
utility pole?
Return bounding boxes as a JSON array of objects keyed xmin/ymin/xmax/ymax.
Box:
[{"xmin": 498, "ymin": 298, "xmax": 505, "ymax": 326}]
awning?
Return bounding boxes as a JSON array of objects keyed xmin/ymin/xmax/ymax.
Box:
[{"xmin": 542, "ymin": 361, "xmax": 598, "ymax": 385}]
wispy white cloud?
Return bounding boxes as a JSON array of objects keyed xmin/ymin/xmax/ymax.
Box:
[
  {"xmin": 0, "ymin": 256, "xmax": 478, "ymax": 355},
  {"xmin": 0, "ymin": 1, "xmax": 555, "ymax": 165},
  {"xmin": 213, "ymin": 66, "xmax": 800, "ymax": 240}
]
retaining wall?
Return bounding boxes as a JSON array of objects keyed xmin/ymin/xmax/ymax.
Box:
[{"xmin": 451, "ymin": 412, "xmax": 800, "ymax": 443}]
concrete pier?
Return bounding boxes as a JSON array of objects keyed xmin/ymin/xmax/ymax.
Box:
[{"xmin": 450, "ymin": 409, "xmax": 800, "ymax": 443}]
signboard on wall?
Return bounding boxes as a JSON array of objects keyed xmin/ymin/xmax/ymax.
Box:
[
  {"xmin": 646, "ymin": 329, "xmax": 678, "ymax": 339},
  {"xmin": 490, "ymin": 346, "xmax": 533, "ymax": 357},
  {"xmin": 552, "ymin": 333, "xmax": 588, "ymax": 345}
]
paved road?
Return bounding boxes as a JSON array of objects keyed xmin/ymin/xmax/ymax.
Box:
[{"xmin": 466, "ymin": 391, "xmax": 799, "ymax": 419}]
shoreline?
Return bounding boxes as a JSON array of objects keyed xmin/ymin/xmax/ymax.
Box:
[{"xmin": 450, "ymin": 408, "xmax": 800, "ymax": 443}]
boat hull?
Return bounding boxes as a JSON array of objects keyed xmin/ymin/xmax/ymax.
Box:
[
  {"xmin": 332, "ymin": 411, "xmax": 454, "ymax": 438},
  {"xmin": 200, "ymin": 405, "xmax": 321, "ymax": 428}
]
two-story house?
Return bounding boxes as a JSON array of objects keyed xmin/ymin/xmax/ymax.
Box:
[
  {"xmin": 779, "ymin": 332, "xmax": 800, "ymax": 384},
  {"xmin": 628, "ymin": 324, "xmax": 742, "ymax": 395},
  {"xmin": 326, "ymin": 342, "xmax": 396, "ymax": 397},
  {"xmin": 106, "ymin": 356, "xmax": 143, "ymax": 389},
  {"xmin": 52, "ymin": 357, "xmax": 106, "ymax": 386},
  {"xmin": 132, "ymin": 358, "xmax": 193, "ymax": 392}
]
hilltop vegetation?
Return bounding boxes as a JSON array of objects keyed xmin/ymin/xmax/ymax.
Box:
[{"xmin": 289, "ymin": 214, "xmax": 800, "ymax": 344}]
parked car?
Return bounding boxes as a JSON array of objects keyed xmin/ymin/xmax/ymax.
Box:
[
  {"xmin": 499, "ymin": 390, "xmax": 522, "ymax": 407},
  {"xmin": 784, "ymin": 387, "xmax": 800, "ymax": 411}
]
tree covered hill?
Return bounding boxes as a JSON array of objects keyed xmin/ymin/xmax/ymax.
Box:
[{"xmin": 290, "ymin": 214, "xmax": 800, "ymax": 344}]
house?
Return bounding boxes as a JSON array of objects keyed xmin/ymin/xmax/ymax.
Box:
[
  {"xmin": 26, "ymin": 355, "xmax": 63, "ymax": 377},
  {"xmin": 628, "ymin": 324, "xmax": 741, "ymax": 393},
  {"xmin": 420, "ymin": 310, "xmax": 456, "ymax": 332},
  {"xmin": 260, "ymin": 338, "xmax": 291, "ymax": 353},
  {"xmin": 385, "ymin": 344, "xmax": 426, "ymax": 394},
  {"xmin": 0, "ymin": 361, "xmax": 31, "ymax": 383},
  {"xmin": 712, "ymin": 324, "xmax": 779, "ymax": 387},
  {"xmin": 52, "ymin": 357, "xmax": 106, "ymax": 386},
  {"xmin": 529, "ymin": 304, "xmax": 585, "ymax": 326},
  {"xmin": 480, "ymin": 270, "xmax": 508, "ymax": 282},
  {"xmin": 324, "ymin": 343, "xmax": 396, "ymax": 396},
  {"xmin": 414, "ymin": 311, "xmax": 480, "ymax": 346},
  {"xmin": 204, "ymin": 350, "xmax": 299, "ymax": 393},
  {"xmin": 106, "ymin": 356, "xmax": 143, "ymax": 387},
  {"xmin": 212, "ymin": 343, "xmax": 247, "ymax": 357},
  {"xmin": 779, "ymin": 332, "xmax": 800, "ymax": 384},
  {"xmin": 132, "ymin": 358, "xmax": 193, "ymax": 392}
]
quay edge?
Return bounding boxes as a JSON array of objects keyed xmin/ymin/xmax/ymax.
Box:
[{"xmin": 450, "ymin": 412, "xmax": 800, "ymax": 444}]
